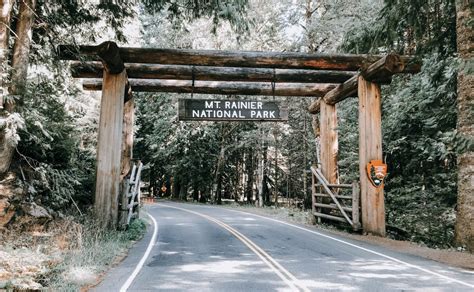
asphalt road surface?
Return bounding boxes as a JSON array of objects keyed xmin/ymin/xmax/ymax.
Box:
[{"xmin": 94, "ymin": 202, "xmax": 474, "ymax": 291}]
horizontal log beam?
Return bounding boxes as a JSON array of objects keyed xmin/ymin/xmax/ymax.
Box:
[
  {"xmin": 308, "ymin": 54, "xmax": 406, "ymax": 113},
  {"xmin": 361, "ymin": 53, "xmax": 405, "ymax": 82},
  {"xmin": 83, "ymin": 79, "xmax": 337, "ymax": 97},
  {"xmin": 71, "ymin": 61, "xmax": 356, "ymax": 83},
  {"xmin": 57, "ymin": 42, "xmax": 420, "ymax": 72}
]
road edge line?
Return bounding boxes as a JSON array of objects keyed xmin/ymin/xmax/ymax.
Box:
[
  {"xmin": 119, "ymin": 212, "xmax": 158, "ymax": 292},
  {"xmin": 222, "ymin": 207, "xmax": 474, "ymax": 289}
]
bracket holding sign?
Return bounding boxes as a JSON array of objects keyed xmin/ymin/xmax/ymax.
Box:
[
  {"xmin": 178, "ymin": 99, "xmax": 288, "ymax": 122},
  {"xmin": 366, "ymin": 160, "xmax": 387, "ymax": 188}
]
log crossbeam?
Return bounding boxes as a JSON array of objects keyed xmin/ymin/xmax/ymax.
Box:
[
  {"xmin": 71, "ymin": 61, "xmax": 357, "ymax": 84},
  {"xmin": 308, "ymin": 53, "xmax": 414, "ymax": 113},
  {"xmin": 57, "ymin": 42, "xmax": 420, "ymax": 72},
  {"xmin": 83, "ymin": 79, "xmax": 338, "ymax": 97}
]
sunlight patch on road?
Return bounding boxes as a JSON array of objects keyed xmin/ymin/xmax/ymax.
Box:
[
  {"xmin": 299, "ymin": 279, "xmax": 358, "ymax": 291},
  {"xmin": 179, "ymin": 259, "xmax": 268, "ymax": 274},
  {"xmin": 174, "ymin": 223, "xmax": 195, "ymax": 226},
  {"xmin": 158, "ymin": 204, "xmax": 310, "ymax": 292},
  {"xmin": 160, "ymin": 251, "xmax": 179, "ymax": 255},
  {"xmin": 221, "ymin": 207, "xmax": 474, "ymax": 289}
]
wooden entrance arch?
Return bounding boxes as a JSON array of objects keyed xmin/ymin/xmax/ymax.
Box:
[{"xmin": 58, "ymin": 41, "xmax": 420, "ymax": 234}]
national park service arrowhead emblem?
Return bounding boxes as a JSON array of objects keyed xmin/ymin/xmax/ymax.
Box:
[{"xmin": 366, "ymin": 160, "xmax": 387, "ymax": 188}]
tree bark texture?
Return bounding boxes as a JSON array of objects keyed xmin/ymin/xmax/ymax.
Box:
[
  {"xmin": 358, "ymin": 76, "xmax": 386, "ymax": 236},
  {"xmin": 94, "ymin": 70, "xmax": 126, "ymax": 229},
  {"xmin": 10, "ymin": 0, "xmax": 35, "ymax": 99},
  {"xmin": 58, "ymin": 43, "xmax": 421, "ymax": 72},
  {"xmin": 245, "ymin": 149, "xmax": 254, "ymax": 203},
  {"xmin": 0, "ymin": 0, "xmax": 14, "ymax": 101},
  {"xmin": 0, "ymin": 0, "xmax": 34, "ymax": 175},
  {"xmin": 83, "ymin": 78, "xmax": 337, "ymax": 97},
  {"xmin": 72, "ymin": 62, "xmax": 356, "ymax": 84},
  {"xmin": 454, "ymin": 0, "xmax": 474, "ymax": 251}
]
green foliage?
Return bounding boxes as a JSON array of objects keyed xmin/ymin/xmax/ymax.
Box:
[
  {"xmin": 126, "ymin": 218, "xmax": 148, "ymax": 241},
  {"xmin": 339, "ymin": 0, "xmax": 459, "ymax": 246},
  {"xmin": 14, "ymin": 73, "xmax": 97, "ymax": 211},
  {"xmin": 342, "ymin": 0, "xmax": 456, "ymax": 55},
  {"xmin": 382, "ymin": 55, "xmax": 458, "ymax": 247},
  {"xmin": 141, "ymin": 0, "xmax": 249, "ymax": 33}
]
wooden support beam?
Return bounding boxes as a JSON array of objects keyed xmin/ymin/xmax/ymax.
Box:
[
  {"xmin": 71, "ymin": 62, "xmax": 356, "ymax": 83},
  {"xmin": 83, "ymin": 79, "xmax": 337, "ymax": 97},
  {"xmin": 361, "ymin": 53, "xmax": 405, "ymax": 82},
  {"xmin": 308, "ymin": 98, "xmax": 322, "ymax": 114},
  {"xmin": 95, "ymin": 70, "xmax": 127, "ymax": 229},
  {"xmin": 358, "ymin": 75, "xmax": 385, "ymax": 236},
  {"xmin": 308, "ymin": 54, "xmax": 406, "ymax": 113},
  {"xmin": 319, "ymin": 102, "xmax": 339, "ymax": 186},
  {"xmin": 58, "ymin": 43, "xmax": 420, "ymax": 72},
  {"xmin": 121, "ymin": 88, "xmax": 134, "ymax": 180},
  {"xmin": 96, "ymin": 41, "xmax": 124, "ymax": 74},
  {"xmin": 322, "ymin": 75, "xmax": 359, "ymax": 105}
]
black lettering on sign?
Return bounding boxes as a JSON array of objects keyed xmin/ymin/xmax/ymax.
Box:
[{"xmin": 178, "ymin": 99, "xmax": 288, "ymax": 122}]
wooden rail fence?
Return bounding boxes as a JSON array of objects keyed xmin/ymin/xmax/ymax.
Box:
[
  {"xmin": 311, "ymin": 166, "xmax": 361, "ymax": 231},
  {"xmin": 119, "ymin": 161, "xmax": 143, "ymax": 229}
]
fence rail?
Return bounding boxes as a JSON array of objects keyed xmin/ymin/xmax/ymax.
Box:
[
  {"xmin": 119, "ymin": 161, "xmax": 143, "ymax": 229},
  {"xmin": 311, "ymin": 166, "xmax": 361, "ymax": 230}
]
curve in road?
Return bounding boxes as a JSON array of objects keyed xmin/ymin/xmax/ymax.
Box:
[{"xmin": 95, "ymin": 202, "xmax": 474, "ymax": 292}]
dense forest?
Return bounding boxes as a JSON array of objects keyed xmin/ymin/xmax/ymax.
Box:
[{"xmin": 0, "ymin": 0, "xmax": 472, "ymax": 255}]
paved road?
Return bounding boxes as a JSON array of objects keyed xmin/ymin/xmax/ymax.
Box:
[{"xmin": 95, "ymin": 202, "xmax": 474, "ymax": 291}]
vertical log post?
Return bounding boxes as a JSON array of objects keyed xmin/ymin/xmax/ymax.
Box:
[
  {"xmin": 121, "ymin": 88, "xmax": 134, "ymax": 179},
  {"xmin": 319, "ymin": 102, "xmax": 339, "ymax": 186},
  {"xmin": 357, "ymin": 76, "xmax": 385, "ymax": 236},
  {"xmin": 94, "ymin": 42, "xmax": 127, "ymax": 229},
  {"xmin": 119, "ymin": 87, "xmax": 134, "ymax": 229},
  {"xmin": 95, "ymin": 70, "xmax": 127, "ymax": 228}
]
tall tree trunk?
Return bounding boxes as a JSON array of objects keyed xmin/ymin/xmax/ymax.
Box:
[
  {"xmin": 262, "ymin": 141, "xmax": 269, "ymax": 205},
  {"xmin": 245, "ymin": 149, "xmax": 254, "ymax": 204},
  {"xmin": 179, "ymin": 181, "xmax": 187, "ymax": 201},
  {"xmin": 0, "ymin": 0, "xmax": 35, "ymax": 175},
  {"xmin": 193, "ymin": 183, "xmax": 199, "ymax": 202},
  {"xmin": 1, "ymin": 0, "xmax": 14, "ymax": 102},
  {"xmin": 273, "ymin": 128, "xmax": 279, "ymax": 206},
  {"xmin": 454, "ymin": 0, "xmax": 474, "ymax": 251},
  {"xmin": 304, "ymin": 0, "xmax": 314, "ymax": 52},
  {"xmin": 303, "ymin": 109, "xmax": 308, "ymax": 208},
  {"xmin": 213, "ymin": 143, "xmax": 225, "ymax": 203},
  {"xmin": 234, "ymin": 160, "xmax": 240, "ymax": 202},
  {"xmin": 257, "ymin": 129, "xmax": 264, "ymax": 207},
  {"xmin": 9, "ymin": 0, "xmax": 35, "ymax": 99},
  {"xmin": 216, "ymin": 179, "xmax": 222, "ymax": 204}
]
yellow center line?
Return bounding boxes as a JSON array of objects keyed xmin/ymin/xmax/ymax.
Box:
[{"xmin": 157, "ymin": 204, "xmax": 310, "ymax": 292}]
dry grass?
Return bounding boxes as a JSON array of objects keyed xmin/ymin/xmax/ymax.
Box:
[{"xmin": 0, "ymin": 215, "xmax": 146, "ymax": 290}]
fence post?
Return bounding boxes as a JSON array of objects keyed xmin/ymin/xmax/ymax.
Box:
[{"xmin": 352, "ymin": 181, "xmax": 361, "ymax": 231}]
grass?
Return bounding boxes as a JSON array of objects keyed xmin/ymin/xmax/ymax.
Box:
[{"xmin": 45, "ymin": 218, "xmax": 147, "ymax": 291}]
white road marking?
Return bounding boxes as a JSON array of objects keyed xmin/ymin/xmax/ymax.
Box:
[
  {"xmin": 120, "ymin": 213, "xmax": 158, "ymax": 292},
  {"xmin": 158, "ymin": 204, "xmax": 310, "ymax": 292},
  {"xmin": 221, "ymin": 207, "xmax": 474, "ymax": 289}
]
